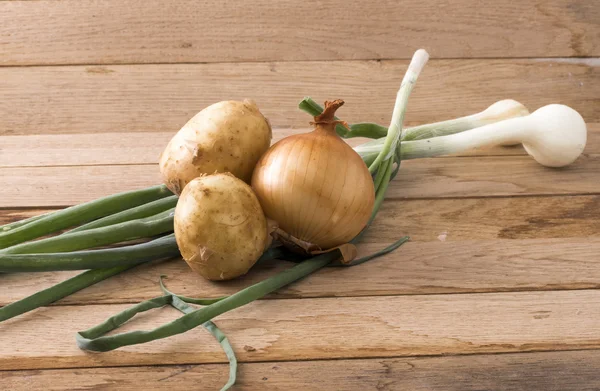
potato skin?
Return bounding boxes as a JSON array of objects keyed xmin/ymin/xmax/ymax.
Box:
[
  {"xmin": 174, "ymin": 173, "xmax": 269, "ymax": 281},
  {"xmin": 160, "ymin": 100, "xmax": 272, "ymax": 194}
]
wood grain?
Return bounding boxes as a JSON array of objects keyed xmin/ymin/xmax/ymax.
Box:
[
  {"xmin": 4, "ymin": 193, "xmax": 600, "ymax": 304},
  {"xmin": 3, "ymin": 237, "xmax": 600, "ymax": 305},
  {"xmin": 2, "ymin": 1, "xmax": 599, "ymax": 386},
  {"xmin": 1, "ymin": 0, "xmax": 598, "ymax": 66},
  {"xmin": 1, "ymin": 59, "xmax": 597, "ymax": 136},
  {"xmin": 4, "ymin": 192, "xmax": 600, "ymax": 244},
  {"xmin": 2, "ymin": 125, "xmax": 600, "ymax": 168},
  {"xmin": 5, "ymin": 350, "xmax": 600, "ymax": 391},
  {"xmin": 6, "ymin": 193, "xmax": 600, "ymax": 304},
  {"xmin": 2, "ymin": 152, "xmax": 600, "ymax": 207},
  {"xmin": 0, "ymin": 130, "xmax": 367, "ymax": 168},
  {"xmin": 393, "ymin": 154, "xmax": 600, "ymax": 199},
  {"xmin": 2, "ymin": 290, "xmax": 600, "ymax": 370}
]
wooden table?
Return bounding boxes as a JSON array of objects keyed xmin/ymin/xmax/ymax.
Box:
[{"xmin": 2, "ymin": 1, "xmax": 600, "ymax": 389}]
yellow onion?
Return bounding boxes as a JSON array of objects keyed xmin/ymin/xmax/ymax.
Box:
[{"xmin": 251, "ymin": 100, "xmax": 375, "ymax": 252}]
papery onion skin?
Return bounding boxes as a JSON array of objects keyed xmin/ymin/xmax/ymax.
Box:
[
  {"xmin": 160, "ymin": 100, "xmax": 272, "ymax": 195},
  {"xmin": 251, "ymin": 100, "xmax": 375, "ymax": 250},
  {"xmin": 174, "ymin": 173, "xmax": 269, "ymax": 281}
]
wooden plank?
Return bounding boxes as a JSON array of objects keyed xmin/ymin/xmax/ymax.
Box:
[
  {"xmin": 2, "ymin": 125, "xmax": 600, "ymax": 168},
  {"xmin": 0, "ymin": 164, "xmax": 159, "ymax": 207},
  {"xmin": 2, "ymin": 152, "xmax": 600, "ymax": 207},
  {"xmin": 4, "ymin": 192, "xmax": 600, "ymax": 244},
  {"xmin": 2, "ymin": 0, "xmax": 598, "ymax": 66},
  {"xmin": 7, "ymin": 190, "xmax": 599, "ymax": 244},
  {"xmin": 1, "ymin": 59, "xmax": 597, "ymax": 136},
  {"xmin": 2, "ymin": 290, "xmax": 600, "ymax": 370},
  {"xmin": 392, "ymin": 154, "xmax": 600, "ymax": 199},
  {"xmin": 4, "ymin": 350, "xmax": 600, "ymax": 391},
  {"xmin": 3, "ymin": 237, "xmax": 600, "ymax": 306},
  {"xmin": 3, "ymin": 194, "xmax": 600, "ymax": 303},
  {"xmin": 0, "ymin": 130, "xmax": 366, "ymax": 168}
]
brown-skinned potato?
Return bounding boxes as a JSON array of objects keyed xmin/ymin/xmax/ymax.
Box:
[
  {"xmin": 160, "ymin": 100, "xmax": 272, "ymax": 194},
  {"xmin": 174, "ymin": 173, "xmax": 269, "ymax": 281}
]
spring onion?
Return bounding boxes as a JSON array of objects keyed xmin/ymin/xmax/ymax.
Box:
[
  {"xmin": 67, "ymin": 195, "xmax": 178, "ymax": 233},
  {"xmin": 0, "ymin": 185, "xmax": 172, "ymax": 249},
  {"xmin": 398, "ymin": 104, "xmax": 587, "ymax": 167},
  {"xmin": 1, "ymin": 209, "xmax": 174, "ymax": 255},
  {"xmin": 0, "ymin": 234, "xmax": 179, "ymax": 272},
  {"xmin": 1, "ymin": 211, "xmax": 54, "ymax": 233},
  {"xmin": 299, "ymin": 98, "xmax": 529, "ymax": 141},
  {"xmin": 0, "ymin": 264, "xmax": 140, "ymax": 322},
  {"xmin": 159, "ymin": 277, "xmax": 237, "ymax": 391}
]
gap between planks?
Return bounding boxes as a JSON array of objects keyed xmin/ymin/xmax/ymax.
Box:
[{"xmin": 2, "ymin": 56, "xmax": 599, "ymax": 68}]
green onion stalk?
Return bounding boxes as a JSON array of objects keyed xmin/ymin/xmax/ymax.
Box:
[
  {"xmin": 0, "ymin": 264, "xmax": 141, "ymax": 322},
  {"xmin": 67, "ymin": 195, "xmax": 178, "ymax": 233},
  {"xmin": 1, "ymin": 209, "xmax": 174, "ymax": 255},
  {"xmin": 159, "ymin": 277, "xmax": 237, "ymax": 391},
  {"xmin": 1, "ymin": 211, "xmax": 54, "ymax": 233},
  {"xmin": 0, "ymin": 185, "xmax": 173, "ymax": 249},
  {"xmin": 0, "ymin": 234, "xmax": 180, "ymax": 273},
  {"xmin": 301, "ymin": 96, "xmax": 530, "ymax": 168},
  {"xmin": 300, "ymin": 96, "xmax": 529, "ymax": 142},
  {"xmin": 74, "ymin": 48, "xmax": 431, "ymax": 354}
]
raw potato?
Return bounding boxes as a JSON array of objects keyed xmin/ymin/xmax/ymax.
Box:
[
  {"xmin": 174, "ymin": 173, "xmax": 269, "ymax": 281},
  {"xmin": 160, "ymin": 100, "xmax": 272, "ymax": 194}
]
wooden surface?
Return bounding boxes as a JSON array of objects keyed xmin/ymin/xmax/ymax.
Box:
[
  {"xmin": 1, "ymin": 59, "xmax": 598, "ymax": 135},
  {"xmin": 5, "ymin": 350, "xmax": 600, "ymax": 391},
  {"xmin": 2, "ymin": 0, "xmax": 600, "ymax": 389},
  {"xmin": 2, "ymin": 0, "xmax": 599, "ymax": 65}
]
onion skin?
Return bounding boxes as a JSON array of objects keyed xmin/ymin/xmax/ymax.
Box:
[
  {"xmin": 160, "ymin": 100, "xmax": 272, "ymax": 194},
  {"xmin": 251, "ymin": 100, "xmax": 375, "ymax": 250},
  {"xmin": 174, "ymin": 173, "xmax": 269, "ymax": 281}
]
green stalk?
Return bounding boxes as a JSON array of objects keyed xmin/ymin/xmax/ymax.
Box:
[
  {"xmin": 75, "ymin": 239, "xmax": 410, "ymax": 352},
  {"xmin": 1, "ymin": 210, "xmax": 174, "ymax": 255},
  {"xmin": 160, "ymin": 278, "xmax": 237, "ymax": 391},
  {"xmin": 375, "ymin": 159, "xmax": 395, "ymax": 200},
  {"xmin": 68, "ymin": 195, "xmax": 178, "ymax": 233},
  {"xmin": 401, "ymin": 99, "xmax": 529, "ymax": 141},
  {"xmin": 301, "ymin": 98, "xmax": 528, "ymax": 143},
  {"xmin": 342, "ymin": 236, "xmax": 410, "ymax": 267},
  {"xmin": 0, "ymin": 234, "xmax": 179, "ymax": 272},
  {"xmin": 0, "ymin": 264, "xmax": 139, "ymax": 322},
  {"xmin": 369, "ymin": 49, "xmax": 430, "ymax": 173},
  {"xmin": 372, "ymin": 157, "xmax": 391, "ymax": 193},
  {"xmin": 1, "ymin": 211, "xmax": 53, "ymax": 233},
  {"xmin": 359, "ymin": 150, "xmax": 379, "ymax": 168},
  {"xmin": 76, "ymin": 251, "xmax": 339, "ymax": 352},
  {"xmin": 159, "ymin": 277, "xmax": 228, "ymax": 305},
  {"xmin": 298, "ymin": 98, "xmax": 388, "ymax": 139},
  {"xmin": 202, "ymin": 321, "xmax": 237, "ymax": 391},
  {"xmin": 401, "ymin": 116, "xmax": 486, "ymax": 141},
  {"xmin": 0, "ymin": 185, "xmax": 172, "ymax": 249}
]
